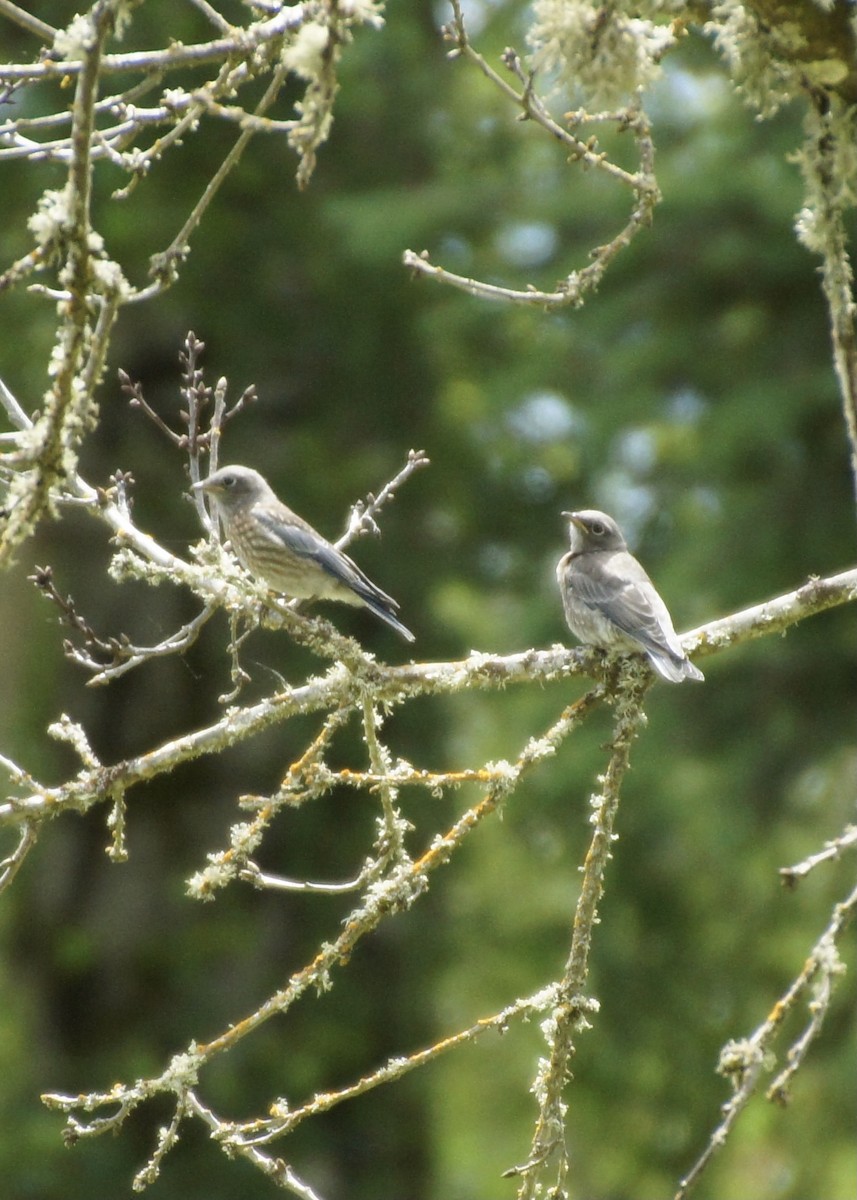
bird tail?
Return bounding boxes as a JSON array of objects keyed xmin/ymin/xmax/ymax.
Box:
[
  {"xmin": 648, "ymin": 651, "xmax": 704, "ymax": 683},
  {"xmin": 362, "ymin": 596, "xmax": 415, "ymax": 643},
  {"xmin": 347, "ymin": 574, "xmax": 415, "ymax": 642}
]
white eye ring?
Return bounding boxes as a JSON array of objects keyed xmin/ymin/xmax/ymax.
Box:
[{"xmin": 590, "ymin": 522, "xmax": 605, "ymax": 536}]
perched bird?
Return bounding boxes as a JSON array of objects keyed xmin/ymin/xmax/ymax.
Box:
[
  {"xmin": 194, "ymin": 465, "xmax": 414, "ymax": 642},
  {"xmin": 557, "ymin": 509, "xmax": 703, "ymax": 683}
]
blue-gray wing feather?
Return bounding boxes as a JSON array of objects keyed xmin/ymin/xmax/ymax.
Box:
[
  {"xmin": 255, "ymin": 509, "xmax": 392, "ymax": 598},
  {"xmin": 567, "ymin": 557, "xmax": 683, "ymax": 660}
]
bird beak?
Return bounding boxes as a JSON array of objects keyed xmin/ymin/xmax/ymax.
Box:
[
  {"xmin": 192, "ymin": 478, "xmax": 212, "ymax": 494},
  {"xmin": 561, "ymin": 510, "xmax": 583, "ymax": 529}
]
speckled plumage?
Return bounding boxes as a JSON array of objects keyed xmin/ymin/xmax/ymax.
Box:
[
  {"xmin": 195, "ymin": 465, "xmax": 414, "ymax": 642},
  {"xmin": 557, "ymin": 509, "xmax": 703, "ymax": 683}
]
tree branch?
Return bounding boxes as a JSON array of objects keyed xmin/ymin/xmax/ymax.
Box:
[
  {"xmin": 675, "ymin": 879, "xmax": 857, "ymax": 1199},
  {"xmin": 2, "ymin": 563, "xmax": 855, "ymax": 828}
]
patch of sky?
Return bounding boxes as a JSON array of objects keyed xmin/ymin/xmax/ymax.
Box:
[
  {"xmin": 616, "ymin": 427, "xmax": 657, "ymax": 474},
  {"xmin": 478, "ymin": 540, "xmax": 516, "ymax": 580},
  {"xmin": 494, "ymin": 221, "xmax": 559, "ymax": 268},
  {"xmin": 648, "ymin": 63, "xmax": 731, "ymax": 127},
  {"xmin": 594, "ymin": 474, "xmax": 656, "ymax": 545},
  {"xmin": 666, "ymin": 386, "xmax": 707, "ymax": 425},
  {"xmin": 505, "ymin": 390, "xmax": 586, "ymax": 443},
  {"xmin": 437, "ymin": 234, "xmax": 473, "ymax": 267},
  {"xmin": 518, "ymin": 465, "xmax": 554, "ymax": 501}
]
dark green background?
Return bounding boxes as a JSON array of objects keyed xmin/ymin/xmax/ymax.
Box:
[{"xmin": 0, "ymin": 3, "xmax": 854, "ymax": 1198}]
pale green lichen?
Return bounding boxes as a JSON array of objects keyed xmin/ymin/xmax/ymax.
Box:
[
  {"xmin": 91, "ymin": 256, "xmax": 131, "ymax": 297},
  {"xmin": 707, "ymin": 2, "xmax": 798, "ymax": 116},
  {"xmin": 52, "ymin": 13, "xmax": 98, "ymax": 59},
  {"xmin": 282, "ymin": 21, "xmax": 330, "ymax": 81},
  {"xmin": 793, "ymin": 97, "xmax": 857, "ymax": 254},
  {"xmin": 528, "ymin": 1, "xmax": 678, "ymax": 109},
  {"xmin": 28, "ymin": 186, "xmax": 72, "ymax": 248},
  {"xmin": 339, "ymin": 0, "xmax": 385, "ymax": 28},
  {"xmin": 161, "ymin": 1047, "xmax": 202, "ymax": 1089},
  {"xmin": 706, "ymin": 1, "xmax": 856, "ymax": 121}
]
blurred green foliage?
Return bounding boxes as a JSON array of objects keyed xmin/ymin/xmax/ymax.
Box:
[{"xmin": 0, "ymin": 2, "xmax": 854, "ymax": 1199}]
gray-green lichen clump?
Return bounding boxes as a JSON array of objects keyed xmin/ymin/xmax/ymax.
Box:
[{"xmin": 527, "ymin": 1, "xmax": 680, "ymax": 109}]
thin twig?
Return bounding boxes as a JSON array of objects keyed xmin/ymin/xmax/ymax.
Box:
[
  {"xmin": 0, "ymin": 9, "xmax": 308, "ymax": 81},
  {"xmin": 232, "ymin": 984, "xmax": 560, "ymax": 1146},
  {"xmin": 186, "ymin": 1091, "xmax": 325, "ymax": 1200},
  {"xmin": 0, "ymin": 822, "xmax": 39, "ymax": 894},
  {"xmin": 403, "ymin": 2, "xmax": 659, "ymax": 308},
  {"xmin": 675, "ymin": 880, "xmax": 857, "ymax": 1199},
  {"xmin": 337, "ymin": 449, "xmax": 430, "ymax": 549},
  {"xmin": 0, "ymin": 0, "xmax": 56, "ymax": 40},
  {"xmin": 780, "ymin": 823, "xmax": 857, "ymax": 887}
]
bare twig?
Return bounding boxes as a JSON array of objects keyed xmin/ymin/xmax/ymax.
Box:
[
  {"xmin": 337, "ymin": 449, "xmax": 430, "ymax": 549},
  {"xmin": 0, "ymin": 821, "xmax": 39, "ymax": 894},
  {"xmin": 403, "ymin": 2, "xmax": 660, "ymax": 308},
  {"xmin": 675, "ymin": 881, "xmax": 857, "ymax": 1200},
  {"xmin": 239, "ymin": 862, "xmax": 368, "ymax": 894},
  {"xmin": 0, "ymin": 374, "xmax": 32, "ymax": 430},
  {"xmin": 186, "ymin": 1091, "xmax": 325, "ymax": 1200},
  {"xmin": 780, "ymin": 823, "xmax": 857, "ymax": 887},
  {"xmin": 121, "ymin": 369, "xmax": 185, "ymax": 446},
  {"xmin": 0, "ymin": 0, "xmax": 56, "ymax": 41}
]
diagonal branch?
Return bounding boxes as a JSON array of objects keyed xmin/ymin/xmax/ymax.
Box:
[
  {"xmin": 0, "ymin": 8, "xmax": 308, "ymax": 81},
  {"xmin": 507, "ymin": 676, "xmax": 650, "ymax": 1196},
  {"xmin": 675, "ymin": 879, "xmax": 857, "ymax": 1200}
]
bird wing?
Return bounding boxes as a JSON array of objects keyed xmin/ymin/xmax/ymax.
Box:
[
  {"xmin": 253, "ymin": 508, "xmax": 400, "ymax": 608},
  {"xmin": 253, "ymin": 506, "xmax": 414, "ymax": 642},
  {"xmin": 568, "ymin": 554, "xmax": 685, "ymax": 662}
]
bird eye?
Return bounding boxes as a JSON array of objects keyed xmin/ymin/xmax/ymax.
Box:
[
  {"xmin": 222, "ymin": 474, "xmax": 235, "ymax": 488},
  {"xmin": 590, "ymin": 522, "xmax": 605, "ymax": 536}
]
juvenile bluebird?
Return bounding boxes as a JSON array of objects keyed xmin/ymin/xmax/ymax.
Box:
[
  {"xmin": 194, "ymin": 465, "xmax": 414, "ymax": 642},
  {"xmin": 557, "ymin": 509, "xmax": 703, "ymax": 683}
]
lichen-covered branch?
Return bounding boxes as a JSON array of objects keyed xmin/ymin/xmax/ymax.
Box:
[
  {"xmin": 708, "ymin": 3, "xmax": 857, "ymax": 513},
  {"xmin": 507, "ymin": 676, "xmax": 650, "ymax": 1197},
  {"xmin": 676, "ymin": 878, "xmax": 857, "ymax": 1200},
  {"xmin": 7, "ymin": 536, "xmax": 854, "ymax": 1193},
  {"xmin": 0, "ymin": 1, "xmax": 122, "ymax": 562},
  {"xmin": 226, "ymin": 984, "xmax": 561, "ymax": 1147},
  {"xmin": 40, "ymin": 689, "xmax": 601, "ymax": 1190},
  {"xmin": 793, "ymin": 96, "xmax": 857, "ymax": 510},
  {"xmin": 710, "ymin": 0, "xmax": 857, "ymax": 110},
  {"xmin": 2, "ymin": 562, "xmax": 856, "ymax": 828},
  {"xmin": 0, "ymin": 2, "xmax": 385, "ymax": 558}
]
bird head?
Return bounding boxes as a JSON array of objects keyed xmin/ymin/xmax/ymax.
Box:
[
  {"xmin": 561, "ymin": 509, "xmax": 627, "ymax": 553},
  {"xmin": 193, "ymin": 465, "xmax": 268, "ymax": 511}
]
